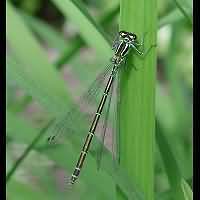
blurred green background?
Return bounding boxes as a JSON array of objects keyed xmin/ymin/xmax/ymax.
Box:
[{"xmin": 6, "ymin": 0, "xmax": 192, "ymax": 199}]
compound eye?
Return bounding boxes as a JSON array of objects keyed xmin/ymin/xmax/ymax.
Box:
[
  {"xmin": 129, "ymin": 33, "xmax": 137, "ymax": 40},
  {"xmin": 119, "ymin": 31, "xmax": 127, "ymax": 38}
]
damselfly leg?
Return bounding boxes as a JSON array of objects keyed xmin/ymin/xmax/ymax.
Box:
[{"xmin": 131, "ymin": 43, "xmax": 156, "ymax": 58}]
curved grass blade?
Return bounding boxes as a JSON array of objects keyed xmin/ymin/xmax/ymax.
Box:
[
  {"xmin": 20, "ymin": 10, "xmax": 67, "ymax": 52},
  {"xmin": 99, "ymin": 3, "xmax": 119, "ymax": 28},
  {"xmin": 6, "ymin": 119, "xmax": 54, "ymax": 183},
  {"xmin": 21, "ymin": 3, "xmax": 119, "ymax": 70},
  {"xmin": 6, "ymin": 1, "xmax": 71, "ymax": 114},
  {"xmin": 51, "ymin": 0, "xmax": 112, "ymax": 61},
  {"xmin": 156, "ymin": 119, "xmax": 185, "ymax": 199},
  {"xmin": 173, "ymin": 0, "xmax": 192, "ymax": 25},
  {"xmin": 6, "ymin": 51, "xmax": 68, "ymax": 115},
  {"xmin": 159, "ymin": 8, "xmax": 188, "ymax": 28},
  {"xmin": 181, "ymin": 179, "xmax": 193, "ymax": 200},
  {"xmin": 55, "ymin": 3, "xmax": 120, "ymax": 69},
  {"xmin": 54, "ymin": 39, "xmax": 84, "ymax": 69}
]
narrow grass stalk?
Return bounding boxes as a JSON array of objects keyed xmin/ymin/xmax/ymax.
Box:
[
  {"xmin": 54, "ymin": 4, "xmax": 120, "ymax": 69},
  {"xmin": 118, "ymin": 0, "xmax": 157, "ymax": 199},
  {"xmin": 6, "ymin": 120, "xmax": 54, "ymax": 183}
]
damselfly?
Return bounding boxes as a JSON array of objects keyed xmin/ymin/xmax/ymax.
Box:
[{"xmin": 47, "ymin": 30, "xmax": 155, "ymax": 185}]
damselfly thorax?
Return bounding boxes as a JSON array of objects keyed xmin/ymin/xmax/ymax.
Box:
[{"xmin": 111, "ymin": 31, "xmax": 137, "ymax": 66}]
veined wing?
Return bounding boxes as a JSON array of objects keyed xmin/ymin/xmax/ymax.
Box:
[{"xmin": 47, "ymin": 62, "xmax": 114, "ymax": 145}]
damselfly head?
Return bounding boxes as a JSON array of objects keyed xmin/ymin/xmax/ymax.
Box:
[{"xmin": 119, "ymin": 31, "xmax": 137, "ymax": 42}]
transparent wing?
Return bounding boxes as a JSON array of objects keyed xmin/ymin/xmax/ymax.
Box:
[
  {"xmin": 47, "ymin": 64, "xmax": 123, "ymax": 175},
  {"xmin": 114, "ymin": 71, "xmax": 121, "ymax": 164},
  {"xmin": 94, "ymin": 69, "xmax": 122, "ymax": 169},
  {"xmin": 112, "ymin": 33, "xmax": 120, "ymax": 50},
  {"xmin": 47, "ymin": 62, "xmax": 114, "ymax": 145},
  {"xmin": 7, "ymin": 45, "xmax": 114, "ymax": 149}
]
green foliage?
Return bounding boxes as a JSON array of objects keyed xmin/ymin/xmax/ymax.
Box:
[
  {"xmin": 156, "ymin": 120, "xmax": 185, "ymax": 199},
  {"xmin": 173, "ymin": 0, "xmax": 192, "ymax": 25},
  {"xmin": 6, "ymin": 1, "xmax": 71, "ymax": 115},
  {"xmin": 181, "ymin": 179, "xmax": 193, "ymax": 200},
  {"xmin": 6, "ymin": 0, "xmax": 192, "ymax": 199},
  {"xmin": 21, "ymin": 11, "xmax": 67, "ymax": 52},
  {"xmin": 51, "ymin": 0, "xmax": 112, "ymax": 60}
]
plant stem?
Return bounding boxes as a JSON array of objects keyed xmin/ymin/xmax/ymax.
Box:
[{"xmin": 117, "ymin": 0, "xmax": 157, "ymax": 199}]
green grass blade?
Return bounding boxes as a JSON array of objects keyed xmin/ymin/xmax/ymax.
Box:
[
  {"xmin": 7, "ymin": 111, "xmax": 144, "ymax": 200},
  {"xmin": 159, "ymin": 8, "xmax": 187, "ymax": 28},
  {"xmin": 54, "ymin": 38, "xmax": 84, "ymax": 68},
  {"xmin": 55, "ymin": 3, "xmax": 119, "ymax": 69},
  {"xmin": 156, "ymin": 120, "xmax": 185, "ymax": 199},
  {"xmin": 51, "ymin": 0, "xmax": 112, "ymax": 61},
  {"xmin": 21, "ymin": 11, "xmax": 67, "ymax": 52},
  {"xmin": 6, "ymin": 56, "xmax": 68, "ymax": 115},
  {"xmin": 162, "ymin": 21, "xmax": 192, "ymax": 180},
  {"xmin": 6, "ymin": 1, "xmax": 71, "ymax": 114},
  {"xmin": 99, "ymin": 3, "xmax": 120, "ymax": 28},
  {"xmin": 181, "ymin": 179, "xmax": 193, "ymax": 200},
  {"xmin": 118, "ymin": 0, "xmax": 157, "ymax": 199},
  {"xmin": 173, "ymin": 0, "xmax": 192, "ymax": 25},
  {"xmin": 6, "ymin": 112, "xmax": 114, "ymax": 200},
  {"xmin": 6, "ymin": 119, "xmax": 53, "ymax": 183}
]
